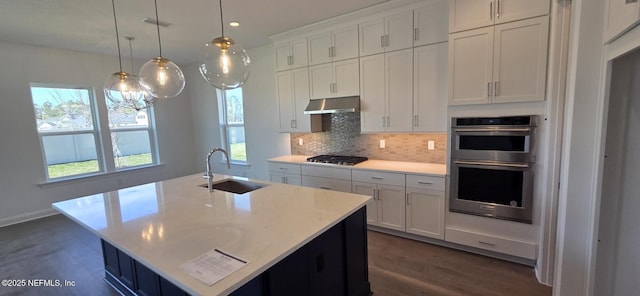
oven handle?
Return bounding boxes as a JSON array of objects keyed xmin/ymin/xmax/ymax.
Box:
[
  {"xmin": 454, "ymin": 160, "xmax": 530, "ymax": 168},
  {"xmin": 453, "ymin": 127, "xmax": 532, "ymax": 132}
]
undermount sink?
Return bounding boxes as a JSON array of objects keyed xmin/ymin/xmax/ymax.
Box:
[{"xmin": 199, "ymin": 179, "xmax": 268, "ymax": 194}]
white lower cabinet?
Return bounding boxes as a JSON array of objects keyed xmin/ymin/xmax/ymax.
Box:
[
  {"xmin": 352, "ymin": 170, "xmax": 406, "ymax": 231},
  {"xmin": 405, "ymin": 174, "xmax": 446, "ymax": 239},
  {"xmin": 268, "ymin": 162, "xmax": 302, "ymax": 185},
  {"xmin": 445, "ymin": 227, "xmax": 536, "ymax": 260},
  {"xmin": 406, "ymin": 188, "xmax": 445, "ymax": 239},
  {"xmin": 301, "ymin": 165, "xmax": 352, "ymax": 193}
]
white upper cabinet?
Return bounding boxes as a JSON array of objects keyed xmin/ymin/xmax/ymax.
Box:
[
  {"xmin": 449, "ymin": 0, "xmax": 550, "ymax": 33},
  {"xmin": 309, "ymin": 58, "xmax": 359, "ymax": 99},
  {"xmin": 360, "ymin": 49, "xmax": 413, "ymax": 133},
  {"xmin": 308, "ymin": 24, "xmax": 359, "ymax": 66},
  {"xmin": 274, "ymin": 38, "xmax": 309, "ymax": 71},
  {"xmin": 449, "ymin": 16, "xmax": 549, "ymax": 105},
  {"xmin": 359, "ymin": 10, "xmax": 414, "ymax": 56},
  {"xmin": 414, "ymin": 42, "xmax": 448, "ymax": 132},
  {"xmin": 603, "ymin": 0, "xmax": 640, "ymax": 43},
  {"xmin": 413, "ymin": 0, "xmax": 449, "ymax": 47},
  {"xmin": 276, "ymin": 68, "xmax": 311, "ymax": 132}
]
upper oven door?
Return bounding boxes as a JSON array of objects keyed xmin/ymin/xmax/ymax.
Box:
[{"xmin": 451, "ymin": 127, "xmax": 536, "ymax": 163}]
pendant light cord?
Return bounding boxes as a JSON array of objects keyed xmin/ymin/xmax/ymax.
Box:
[
  {"xmin": 127, "ymin": 37, "xmax": 135, "ymax": 72},
  {"xmin": 219, "ymin": 0, "xmax": 224, "ymax": 37},
  {"xmin": 153, "ymin": 0, "xmax": 163, "ymax": 57},
  {"xmin": 111, "ymin": 0, "xmax": 123, "ymax": 72}
]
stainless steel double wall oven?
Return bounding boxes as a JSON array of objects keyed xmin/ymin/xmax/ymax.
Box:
[{"xmin": 449, "ymin": 116, "xmax": 538, "ymax": 223}]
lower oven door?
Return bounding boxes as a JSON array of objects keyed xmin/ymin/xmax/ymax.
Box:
[{"xmin": 450, "ymin": 160, "xmax": 534, "ymax": 223}]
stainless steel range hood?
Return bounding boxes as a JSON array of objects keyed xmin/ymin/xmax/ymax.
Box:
[{"xmin": 304, "ymin": 96, "xmax": 360, "ymax": 114}]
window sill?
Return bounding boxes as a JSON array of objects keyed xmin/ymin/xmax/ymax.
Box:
[
  {"xmin": 221, "ymin": 161, "xmax": 251, "ymax": 168},
  {"xmin": 38, "ymin": 163, "xmax": 166, "ymax": 189}
]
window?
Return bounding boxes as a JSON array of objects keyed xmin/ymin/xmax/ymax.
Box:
[
  {"xmin": 218, "ymin": 88, "xmax": 247, "ymax": 164},
  {"xmin": 30, "ymin": 84, "xmax": 157, "ymax": 180},
  {"xmin": 106, "ymin": 96, "xmax": 155, "ymax": 169}
]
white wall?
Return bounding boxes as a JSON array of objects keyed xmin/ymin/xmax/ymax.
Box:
[
  {"xmin": 0, "ymin": 41, "xmax": 197, "ymax": 227},
  {"xmin": 186, "ymin": 44, "xmax": 290, "ymax": 181},
  {"xmin": 554, "ymin": 0, "xmax": 606, "ymax": 294}
]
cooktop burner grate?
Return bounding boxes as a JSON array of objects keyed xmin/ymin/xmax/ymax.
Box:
[{"xmin": 306, "ymin": 155, "xmax": 368, "ymax": 166}]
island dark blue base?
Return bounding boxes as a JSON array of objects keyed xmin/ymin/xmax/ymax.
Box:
[{"xmin": 101, "ymin": 206, "xmax": 371, "ymax": 296}]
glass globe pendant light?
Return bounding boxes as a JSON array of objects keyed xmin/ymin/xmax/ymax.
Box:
[
  {"xmin": 138, "ymin": 0, "xmax": 185, "ymax": 99},
  {"xmin": 124, "ymin": 37, "xmax": 156, "ymax": 111},
  {"xmin": 104, "ymin": 0, "xmax": 144, "ymax": 107},
  {"xmin": 198, "ymin": 0, "xmax": 251, "ymax": 90}
]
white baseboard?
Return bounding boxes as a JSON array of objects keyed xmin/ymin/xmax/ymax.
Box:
[{"xmin": 0, "ymin": 208, "xmax": 59, "ymax": 228}]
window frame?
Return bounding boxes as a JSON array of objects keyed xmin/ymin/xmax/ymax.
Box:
[
  {"xmin": 30, "ymin": 83, "xmax": 160, "ymax": 182},
  {"xmin": 217, "ymin": 88, "xmax": 248, "ymax": 165}
]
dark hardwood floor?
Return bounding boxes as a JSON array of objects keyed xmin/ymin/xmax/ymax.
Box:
[{"xmin": 0, "ymin": 215, "xmax": 551, "ymax": 296}]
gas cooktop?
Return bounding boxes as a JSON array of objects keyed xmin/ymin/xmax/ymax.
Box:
[{"xmin": 306, "ymin": 155, "xmax": 368, "ymax": 166}]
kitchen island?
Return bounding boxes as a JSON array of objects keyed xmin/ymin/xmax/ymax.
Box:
[{"xmin": 52, "ymin": 173, "xmax": 372, "ymax": 296}]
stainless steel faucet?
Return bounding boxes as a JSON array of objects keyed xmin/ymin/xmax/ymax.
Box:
[{"xmin": 204, "ymin": 148, "xmax": 231, "ymax": 192}]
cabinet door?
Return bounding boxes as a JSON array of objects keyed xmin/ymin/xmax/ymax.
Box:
[
  {"xmin": 448, "ymin": 26, "xmax": 493, "ymax": 105},
  {"xmin": 377, "ymin": 184, "xmax": 406, "ymax": 231},
  {"xmin": 309, "ymin": 63, "xmax": 333, "ymax": 99},
  {"xmin": 290, "ymin": 39, "xmax": 309, "ymax": 69},
  {"xmin": 495, "ymin": 0, "xmax": 550, "ymax": 25},
  {"xmin": 134, "ymin": 261, "xmax": 160, "ymax": 296},
  {"xmin": 414, "ymin": 0, "xmax": 449, "ymax": 47},
  {"xmin": 308, "ymin": 32, "xmax": 333, "ymax": 66},
  {"xmin": 352, "ymin": 181, "xmax": 378, "ymax": 225},
  {"xmin": 292, "ymin": 67, "xmax": 311, "ymax": 131},
  {"xmin": 285, "ymin": 174, "xmax": 302, "ymax": 186},
  {"xmin": 276, "ymin": 71, "xmax": 294, "ymax": 132},
  {"xmin": 332, "ymin": 24, "xmax": 359, "ymax": 61},
  {"xmin": 385, "ymin": 10, "xmax": 414, "ymax": 52},
  {"xmin": 307, "ymin": 224, "xmax": 345, "ymax": 296},
  {"xmin": 270, "ymin": 172, "xmax": 286, "ymax": 184},
  {"xmin": 603, "ymin": 0, "xmax": 640, "ymax": 42},
  {"xmin": 449, "ymin": 0, "xmax": 494, "ymax": 33},
  {"xmin": 406, "ymin": 188, "xmax": 445, "ymax": 239},
  {"xmin": 414, "ymin": 43, "xmax": 448, "ymax": 132},
  {"xmin": 359, "ymin": 54, "xmax": 386, "ymax": 133},
  {"xmin": 492, "ymin": 16, "xmax": 548, "ymax": 103},
  {"xmin": 385, "ymin": 48, "xmax": 413, "ymax": 132},
  {"xmin": 274, "ymin": 42, "xmax": 292, "ymax": 71},
  {"xmin": 333, "ymin": 58, "xmax": 360, "ymax": 97},
  {"xmin": 359, "ymin": 17, "xmax": 386, "ymax": 56}
]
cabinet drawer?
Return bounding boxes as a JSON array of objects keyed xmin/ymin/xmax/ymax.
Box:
[
  {"xmin": 301, "ymin": 175, "xmax": 352, "ymax": 193},
  {"xmin": 406, "ymin": 174, "xmax": 445, "ymax": 191},
  {"xmin": 301, "ymin": 165, "xmax": 351, "ymax": 179},
  {"xmin": 352, "ymin": 170, "xmax": 405, "ymax": 186},
  {"xmin": 268, "ymin": 162, "xmax": 302, "ymax": 174},
  {"xmin": 445, "ymin": 227, "xmax": 536, "ymax": 259}
]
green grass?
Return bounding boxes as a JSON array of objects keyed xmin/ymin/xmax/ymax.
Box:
[
  {"xmin": 48, "ymin": 153, "xmax": 152, "ymax": 179},
  {"xmin": 230, "ymin": 142, "xmax": 247, "ymax": 162}
]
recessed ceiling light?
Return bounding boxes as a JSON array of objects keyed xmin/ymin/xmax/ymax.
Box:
[{"xmin": 229, "ymin": 21, "xmax": 240, "ymax": 27}]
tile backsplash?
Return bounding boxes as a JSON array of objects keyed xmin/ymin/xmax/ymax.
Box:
[{"xmin": 290, "ymin": 113, "xmax": 447, "ymax": 164}]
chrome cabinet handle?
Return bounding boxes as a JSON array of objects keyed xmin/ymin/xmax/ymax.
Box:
[
  {"xmin": 290, "ymin": 55, "xmax": 294, "ymax": 65},
  {"xmin": 494, "ymin": 81, "xmax": 499, "ymax": 96},
  {"xmin": 370, "ymin": 176, "xmax": 383, "ymax": 180},
  {"xmin": 478, "ymin": 240, "xmax": 496, "ymax": 247},
  {"xmin": 487, "ymin": 82, "xmax": 492, "ymax": 98},
  {"xmin": 414, "ymin": 28, "xmax": 419, "ymax": 41},
  {"xmin": 496, "ymin": 0, "xmax": 501, "ymax": 18},
  {"xmin": 381, "ymin": 35, "xmax": 385, "ymax": 48},
  {"xmin": 372, "ymin": 188, "xmax": 377, "ymax": 200},
  {"xmin": 377, "ymin": 189, "xmax": 381, "ymax": 200},
  {"xmin": 328, "ymin": 47, "xmax": 332, "ymax": 58},
  {"xmin": 454, "ymin": 160, "xmax": 530, "ymax": 168},
  {"xmin": 385, "ymin": 35, "xmax": 390, "ymax": 47},
  {"xmin": 417, "ymin": 181, "xmax": 432, "ymax": 185},
  {"xmin": 279, "ymin": 167, "xmax": 288, "ymax": 171},
  {"xmin": 627, "ymin": 0, "xmax": 639, "ymax": 3},
  {"xmin": 406, "ymin": 193, "xmax": 411, "ymax": 205},
  {"xmin": 320, "ymin": 186, "xmax": 331, "ymax": 190},
  {"xmin": 381, "ymin": 115, "xmax": 386, "ymax": 128},
  {"xmin": 386, "ymin": 116, "xmax": 390, "ymax": 128},
  {"xmin": 413, "ymin": 115, "xmax": 418, "ymax": 127},
  {"xmin": 489, "ymin": 1, "xmax": 493, "ymax": 21}
]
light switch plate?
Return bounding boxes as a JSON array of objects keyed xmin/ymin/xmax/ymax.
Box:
[
  {"xmin": 298, "ymin": 138, "xmax": 304, "ymax": 146},
  {"xmin": 380, "ymin": 139, "xmax": 385, "ymax": 149},
  {"xmin": 428, "ymin": 140, "xmax": 435, "ymax": 150}
]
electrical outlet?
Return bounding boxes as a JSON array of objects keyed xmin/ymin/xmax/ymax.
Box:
[
  {"xmin": 428, "ymin": 140, "xmax": 435, "ymax": 150},
  {"xmin": 379, "ymin": 139, "xmax": 386, "ymax": 149},
  {"xmin": 298, "ymin": 138, "xmax": 304, "ymax": 146}
]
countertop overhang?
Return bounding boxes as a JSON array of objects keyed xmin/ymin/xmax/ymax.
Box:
[{"xmin": 52, "ymin": 174, "xmax": 371, "ymax": 295}]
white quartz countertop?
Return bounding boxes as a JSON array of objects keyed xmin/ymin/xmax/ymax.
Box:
[
  {"xmin": 52, "ymin": 174, "xmax": 370, "ymax": 296},
  {"xmin": 269, "ymin": 155, "xmax": 447, "ymax": 176}
]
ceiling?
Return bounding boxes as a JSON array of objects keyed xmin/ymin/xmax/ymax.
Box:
[{"xmin": 0, "ymin": 0, "xmax": 390, "ymax": 66}]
